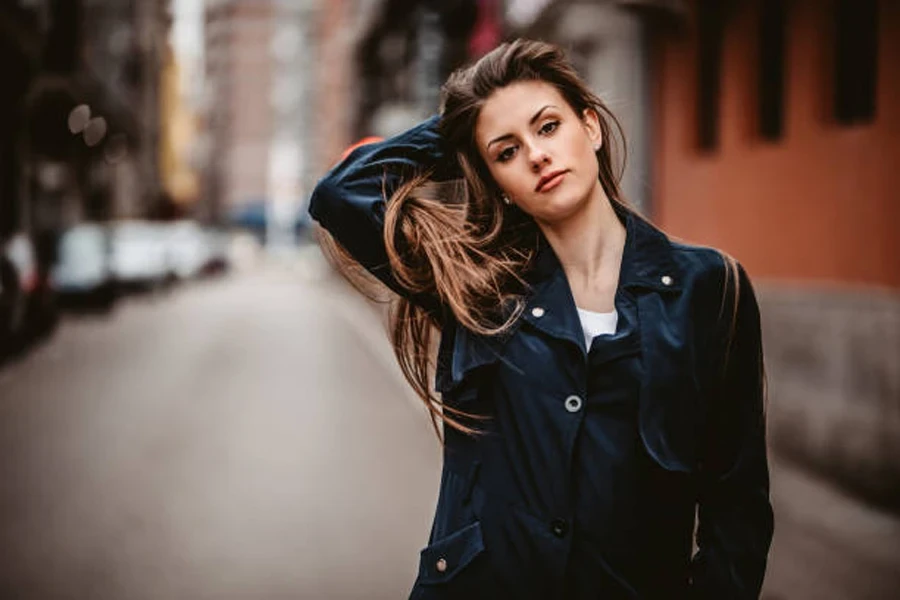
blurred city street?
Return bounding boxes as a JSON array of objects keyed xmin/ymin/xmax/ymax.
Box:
[
  {"xmin": 1, "ymin": 1, "xmax": 898, "ymax": 598},
  {"xmin": 0, "ymin": 250, "xmax": 897, "ymax": 599},
  {"xmin": 0, "ymin": 250, "xmax": 442, "ymax": 599}
]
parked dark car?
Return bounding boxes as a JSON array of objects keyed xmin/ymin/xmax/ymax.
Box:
[
  {"xmin": 3, "ymin": 232, "xmax": 58, "ymax": 351},
  {"xmin": 0, "ymin": 249, "xmax": 25, "ymax": 358}
]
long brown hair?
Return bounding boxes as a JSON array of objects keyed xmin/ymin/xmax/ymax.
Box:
[{"xmin": 319, "ymin": 39, "xmax": 749, "ymax": 438}]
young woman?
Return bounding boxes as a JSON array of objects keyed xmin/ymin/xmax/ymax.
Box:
[{"xmin": 310, "ymin": 39, "xmax": 773, "ymax": 600}]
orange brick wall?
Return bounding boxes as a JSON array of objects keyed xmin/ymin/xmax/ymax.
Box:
[{"xmin": 652, "ymin": 0, "xmax": 900, "ymax": 288}]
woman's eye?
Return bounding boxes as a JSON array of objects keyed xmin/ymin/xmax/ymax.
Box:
[
  {"xmin": 497, "ymin": 146, "xmax": 517, "ymax": 162},
  {"xmin": 540, "ymin": 120, "xmax": 560, "ymax": 135}
]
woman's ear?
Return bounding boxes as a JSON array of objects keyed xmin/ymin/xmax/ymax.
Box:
[{"xmin": 582, "ymin": 107, "xmax": 603, "ymax": 150}]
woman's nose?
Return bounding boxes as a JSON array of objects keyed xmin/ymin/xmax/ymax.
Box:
[{"xmin": 527, "ymin": 143, "xmax": 551, "ymax": 171}]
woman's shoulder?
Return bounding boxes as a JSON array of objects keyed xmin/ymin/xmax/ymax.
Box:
[
  {"xmin": 668, "ymin": 239, "xmax": 734, "ymax": 280},
  {"xmin": 665, "ymin": 238, "xmax": 753, "ymax": 309}
]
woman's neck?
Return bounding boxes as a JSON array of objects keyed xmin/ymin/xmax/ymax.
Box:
[{"xmin": 538, "ymin": 185, "xmax": 627, "ymax": 311}]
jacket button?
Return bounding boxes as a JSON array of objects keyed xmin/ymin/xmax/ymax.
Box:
[
  {"xmin": 564, "ymin": 395, "xmax": 583, "ymax": 413},
  {"xmin": 435, "ymin": 557, "xmax": 447, "ymax": 573},
  {"xmin": 661, "ymin": 275, "xmax": 673, "ymax": 286},
  {"xmin": 550, "ymin": 518, "xmax": 569, "ymax": 538},
  {"xmin": 531, "ymin": 306, "xmax": 545, "ymax": 318}
]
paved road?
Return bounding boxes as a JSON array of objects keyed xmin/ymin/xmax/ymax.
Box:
[
  {"xmin": 0, "ymin": 253, "xmax": 441, "ymax": 599},
  {"xmin": 0, "ymin": 249, "xmax": 897, "ymax": 599}
]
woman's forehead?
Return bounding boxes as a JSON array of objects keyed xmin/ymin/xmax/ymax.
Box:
[{"xmin": 475, "ymin": 81, "xmax": 570, "ymax": 145}]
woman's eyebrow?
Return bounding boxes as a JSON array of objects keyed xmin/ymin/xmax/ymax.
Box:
[
  {"xmin": 529, "ymin": 104, "xmax": 557, "ymax": 125},
  {"xmin": 486, "ymin": 105, "xmax": 559, "ymax": 149}
]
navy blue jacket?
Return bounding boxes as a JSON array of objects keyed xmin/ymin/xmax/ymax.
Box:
[{"xmin": 309, "ymin": 117, "xmax": 773, "ymax": 599}]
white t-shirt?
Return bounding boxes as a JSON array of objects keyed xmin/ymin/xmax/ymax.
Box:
[{"xmin": 576, "ymin": 307, "xmax": 619, "ymax": 350}]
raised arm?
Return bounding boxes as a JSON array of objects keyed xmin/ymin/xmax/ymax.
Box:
[
  {"xmin": 690, "ymin": 261, "xmax": 774, "ymax": 599},
  {"xmin": 308, "ymin": 115, "xmax": 452, "ymax": 305}
]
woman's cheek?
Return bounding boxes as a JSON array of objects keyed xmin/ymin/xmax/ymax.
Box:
[{"xmin": 495, "ymin": 171, "xmax": 519, "ymax": 198}]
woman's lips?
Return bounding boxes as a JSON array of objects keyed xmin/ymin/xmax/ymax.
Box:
[{"xmin": 536, "ymin": 170, "xmax": 568, "ymax": 192}]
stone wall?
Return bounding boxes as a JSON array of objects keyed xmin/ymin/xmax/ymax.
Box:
[{"xmin": 759, "ymin": 285, "xmax": 900, "ymax": 509}]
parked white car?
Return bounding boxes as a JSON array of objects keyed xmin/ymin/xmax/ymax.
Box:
[
  {"xmin": 165, "ymin": 220, "xmax": 212, "ymax": 280},
  {"xmin": 109, "ymin": 221, "xmax": 171, "ymax": 289},
  {"xmin": 51, "ymin": 223, "xmax": 116, "ymax": 307}
]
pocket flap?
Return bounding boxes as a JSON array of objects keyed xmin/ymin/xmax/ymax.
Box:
[
  {"xmin": 417, "ymin": 521, "xmax": 485, "ymax": 585},
  {"xmin": 435, "ymin": 321, "xmax": 505, "ymax": 394}
]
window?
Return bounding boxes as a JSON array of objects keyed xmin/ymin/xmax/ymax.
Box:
[
  {"xmin": 696, "ymin": 0, "xmax": 725, "ymax": 151},
  {"xmin": 758, "ymin": 0, "xmax": 786, "ymax": 140},
  {"xmin": 834, "ymin": 0, "xmax": 878, "ymax": 124}
]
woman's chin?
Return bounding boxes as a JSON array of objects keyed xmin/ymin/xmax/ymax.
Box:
[{"xmin": 529, "ymin": 193, "xmax": 590, "ymax": 226}]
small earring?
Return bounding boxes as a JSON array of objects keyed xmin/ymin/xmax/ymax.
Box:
[
  {"xmin": 593, "ymin": 143, "xmax": 601, "ymax": 152},
  {"xmin": 501, "ymin": 194, "xmax": 511, "ymax": 205}
]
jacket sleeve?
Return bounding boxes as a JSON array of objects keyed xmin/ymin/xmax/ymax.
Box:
[
  {"xmin": 308, "ymin": 115, "xmax": 452, "ymax": 306},
  {"xmin": 690, "ymin": 261, "xmax": 774, "ymax": 599}
]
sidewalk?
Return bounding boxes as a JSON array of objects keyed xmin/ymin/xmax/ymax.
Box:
[{"xmin": 763, "ymin": 455, "xmax": 900, "ymax": 599}]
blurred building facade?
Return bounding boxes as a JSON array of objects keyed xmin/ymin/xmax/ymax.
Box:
[
  {"xmin": 198, "ymin": 0, "xmax": 498, "ymax": 238},
  {"xmin": 203, "ymin": 0, "xmax": 275, "ymax": 224},
  {"xmin": 200, "ymin": 0, "xmax": 320, "ymax": 242},
  {"xmin": 351, "ymin": 0, "xmax": 487, "ymax": 139},
  {"xmin": 159, "ymin": 43, "xmax": 201, "ymax": 211},
  {"xmin": 315, "ymin": 0, "xmax": 380, "ymax": 175},
  {"xmin": 0, "ymin": 0, "xmax": 173, "ymax": 255},
  {"xmin": 81, "ymin": 0, "xmax": 172, "ymax": 221},
  {"xmin": 0, "ymin": 0, "xmax": 171, "ymax": 296}
]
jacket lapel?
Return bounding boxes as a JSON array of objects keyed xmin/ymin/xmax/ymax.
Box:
[
  {"xmin": 436, "ymin": 201, "xmax": 702, "ymax": 471},
  {"xmin": 621, "ymin": 211, "xmax": 698, "ymax": 473}
]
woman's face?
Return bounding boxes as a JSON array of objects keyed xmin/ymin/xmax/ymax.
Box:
[{"xmin": 474, "ymin": 80, "xmax": 603, "ymax": 225}]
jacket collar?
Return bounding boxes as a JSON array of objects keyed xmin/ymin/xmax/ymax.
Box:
[
  {"xmin": 436, "ymin": 201, "xmax": 684, "ymax": 392},
  {"xmin": 520, "ymin": 202, "xmax": 683, "ymax": 344},
  {"xmin": 527, "ymin": 202, "xmax": 682, "ymax": 291}
]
